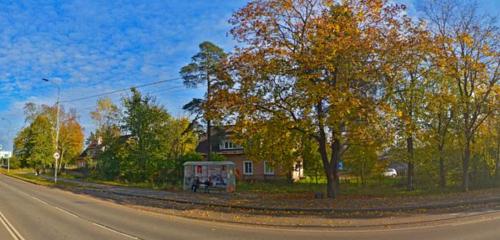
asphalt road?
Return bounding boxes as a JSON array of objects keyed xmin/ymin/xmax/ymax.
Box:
[{"xmin": 0, "ymin": 174, "xmax": 499, "ymax": 240}]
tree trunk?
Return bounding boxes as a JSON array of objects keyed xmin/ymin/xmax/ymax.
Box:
[
  {"xmin": 406, "ymin": 136, "xmax": 414, "ymax": 191},
  {"xmin": 206, "ymin": 73, "xmax": 212, "ymax": 162},
  {"xmin": 319, "ymin": 148, "xmax": 336, "ymax": 198},
  {"xmin": 317, "ymin": 138, "xmax": 342, "ymax": 199},
  {"xmin": 438, "ymin": 144, "xmax": 446, "ymax": 189},
  {"xmin": 360, "ymin": 168, "xmax": 365, "ymax": 186},
  {"xmin": 207, "ymin": 119, "xmax": 212, "ymax": 161},
  {"xmin": 463, "ymin": 139, "xmax": 471, "ymax": 191},
  {"xmin": 331, "ymin": 138, "xmax": 341, "ymax": 193},
  {"xmin": 324, "ymin": 166, "xmax": 336, "ymax": 199},
  {"xmin": 495, "ymin": 140, "xmax": 499, "ymax": 182},
  {"xmin": 58, "ymin": 150, "xmax": 65, "ymax": 175},
  {"xmin": 317, "ymin": 130, "xmax": 336, "ymax": 199},
  {"xmin": 315, "ymin": 100, "xmax": 337, "ymax": 199}
]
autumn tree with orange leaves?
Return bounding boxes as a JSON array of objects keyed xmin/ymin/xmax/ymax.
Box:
[
  {"xmin": 58, "ymin": 109, "xmax": 85, "ymax": 172},
  {"xmin": 221, "ymin": 0, "xmax": 418, "ymax": 198},
  {"xmin": 12, "ymin": 103, "xmax": 84, "ymax": 174}
]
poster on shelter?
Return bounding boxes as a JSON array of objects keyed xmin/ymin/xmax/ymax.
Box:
[
  {"xmin": 184, "ymin": 162, "xmax": 235, "ymax": 192},
  {"xmin": 207, "ymin": 165, "xmax": 227, "ymax": 187},
  {"xmin": 190, "ymin": 165, "xmax": 227, "ymax": 187}
]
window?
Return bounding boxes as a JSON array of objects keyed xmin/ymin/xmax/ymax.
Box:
[
  {"xmin": 219, "ymin": 140, "xmax": 241, "ymax": 150},
  {"xmin": 243, "ymin": 161, "xmax": 253, "ymax": 175},
  {"xmin": 264, "ymin": 161, "xmax": 274, "ymax": 175}
]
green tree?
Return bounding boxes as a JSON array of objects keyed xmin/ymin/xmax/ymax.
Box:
[
  {"xmin": 25, "ymin": 114, "xmax": 54, "ymax": 174},
  {"xmin": 12, "ymin": 127, "xmax": 32, "ymax": 168},
  {"xmin": 422, "ymin": 70, "xmax": 456, "ymax": 189},
  {"xmin": 385, "ymin": 20, "xmax": 432, "ymax": 190},
  {"xmin": 88, "ymin": 91, "xmax": 199, "ymax": 184},
  {"xmin": 424, "ymin": 0, "xmax": 499, "ymax": 191},
  {"xmin": 344, "ymin": 145, "xmax": 379, "ymax": 186},
  {"xmin": 301, "ymin": 136, "xmax": 324, "ymax": 184},
  {"xmin": 13, "ymin": 103, "xmax": 55, "ymax": 173},
  {"xmin": 120, "ymin": 88, "xmax": 194, "ymax": 183},
  {"xmin": 94, "ymin": 127, "xmax": 123, "ymax": 179},
  {"xmin": 180, "ymin": 41, "xmax": 227, "ymax": 161},
  {"xmin": 13, "ymin": 103, "xmax": 84, "ymax": 175},
  {"xmin": 88, "ymin": 98, "xmax": 122, "ymax": 177}
]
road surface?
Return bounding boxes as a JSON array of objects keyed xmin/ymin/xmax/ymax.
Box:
[{"xmin": 0, "ymin": 174, "xmax": 499, "ymax": 240}]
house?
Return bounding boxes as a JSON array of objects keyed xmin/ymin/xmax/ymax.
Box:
[
  {"xmin": 76, "ymin": 143, "xmax": 99, "ymax": 168},
  {"xmin": 76, "ymin": 135, "xmax": 132, "ymax": 169},
  {"xmin": 76, "ymin": 136, "xmax": 109, "ymax": 169},
  {"xmin": 195, "ymin": 128, "xmax": 303, "ymax": 181}
]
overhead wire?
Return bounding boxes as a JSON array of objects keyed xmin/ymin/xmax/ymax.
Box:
[
  {"xmin": 64, "ymin": 84, "xmax": 192, "ymax": 112},
  {"xmin": 61, "ymin": 77, "xmax": 184, "ymax": 103}
]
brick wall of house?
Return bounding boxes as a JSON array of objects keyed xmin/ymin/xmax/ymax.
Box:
[
  {"xmin": 223, "ymin": 154, "xmax": 285, "ymax": 181},
  {"xmin": 195, "ymin": 128, "xmax": 304, "ymax": 182}
]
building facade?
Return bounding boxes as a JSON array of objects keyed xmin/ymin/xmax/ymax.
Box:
[{"xmin": 196, "ymin": 130, "xmax": 303, "ymax": 181}]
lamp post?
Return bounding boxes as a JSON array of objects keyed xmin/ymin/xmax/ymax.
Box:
[
  {"xmin": 0, "ymin": 117, "xmax": 12, "ymax": 172},
  {"xmin": 42, "ymin": 78, "xmax": 61, "ymax": 184}
]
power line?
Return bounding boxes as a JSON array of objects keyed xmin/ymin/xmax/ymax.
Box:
[
  {"xmin": 61, "ymin": 77, "xmax": 183, "ymax": 103},
  {"xmin": 145, "ymin": 85, "xmax": 187, "ymax": 96},
  {"xmin": 64, "ymin": 85, "xmax": 191, "ymax": 112}
]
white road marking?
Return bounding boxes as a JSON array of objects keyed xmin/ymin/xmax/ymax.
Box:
[
  {"xmin": 0, "ymin": 210, "xmax": 26, "ymax": 240},
  {"xmin": 2, "ymin": 174, "xmax": 500, "ymax": 235},
  {"xmin": 0, "ymin": 180, "xmax": 141, "ymax": 240}
]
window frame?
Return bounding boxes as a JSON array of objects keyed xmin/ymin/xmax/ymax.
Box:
[
  {"xmin": 263, "ymin": 161, "xmax": 274, "ymax": 175},
  {"xmin": 219, "ymin": 140, "xmax": 241, "ymax": 150},
  {"xmin": 243, "ymin": 161, "xmax": 253, "ymax": 175}
]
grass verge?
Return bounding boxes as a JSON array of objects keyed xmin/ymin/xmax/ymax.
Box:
[{"xmin": 0, "ymin": 168, "xmax": 79, "ymax": 188}]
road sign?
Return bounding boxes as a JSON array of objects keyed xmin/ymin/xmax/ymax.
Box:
[{"xmin": 53, "ymin": 152, "xmax": 60, "ymax": 160}]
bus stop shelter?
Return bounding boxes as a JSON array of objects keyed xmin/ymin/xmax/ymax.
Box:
[{"xmin": 183, "ymin": 161, "xmax": 236, "ymax": 192}]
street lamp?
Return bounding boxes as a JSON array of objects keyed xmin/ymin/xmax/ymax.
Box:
[
  {"xmin": 42, "ymin": 78, "xmax": 61, "ymax": 184},
  {"xmin": 0, "ymin": 117, "xmax": 12, "ymax": 172}
]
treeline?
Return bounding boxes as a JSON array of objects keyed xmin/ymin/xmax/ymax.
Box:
[
  {"xmin": 84, "ymin": 88, "xmax": 199, "ymax": 185},
  {"xmin": 12, "ymin": 104, "xmax": 84, "ymax": 174},
  {"xmin": 12, "ymin": 88, "xmax": 201, "ymax": 185},
  {"xmin": 190, "ymin": 0, "xmax": 499, "ymax": 198}
]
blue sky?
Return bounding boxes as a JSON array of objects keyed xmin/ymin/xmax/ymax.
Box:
[
  {"xmin": 0, "ymin": 0, "xmax": 248, "ymax": 150},
  {"xmin": 0, "ymin": 0, "xmax": 498, "ymax": 151}
]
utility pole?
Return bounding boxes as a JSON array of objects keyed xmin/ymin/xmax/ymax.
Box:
[{"xmin": 42, "ymin": 78, "xmax": 61, "ymax": 184}]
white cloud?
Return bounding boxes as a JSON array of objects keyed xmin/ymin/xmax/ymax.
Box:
[{"xmin": 0, "ymin": 0, "xmax": 247, "ymax": 149}]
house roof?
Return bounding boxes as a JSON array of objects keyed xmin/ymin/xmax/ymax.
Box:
[
  {"xmin": 78, "ymin": 134, "xmax": 133, "ymax": 160},
  {"xmin": 195, "ymin": 126, "xmax": 244, "ymax": 155}
]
